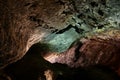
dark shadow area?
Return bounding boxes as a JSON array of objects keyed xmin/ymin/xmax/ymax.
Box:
[
  {"xmin": 56, "ymin": 65, "xmax": 120, "ymax": 80},
  {"xmin": 2, "ymin": 43, "xmax": 120, "ymax": 80}
]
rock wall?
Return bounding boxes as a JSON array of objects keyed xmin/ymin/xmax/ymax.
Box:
[
  {"xmin": 0, "ymin": 0, "xmax": 73, "ymax": 69},
  {"xmin": 0, "ymin": 0, "xmax": 120, "ymax": 79}
]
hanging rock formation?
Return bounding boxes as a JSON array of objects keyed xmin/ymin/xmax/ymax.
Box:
[
  {"xmin": 0, "ymin": 0, "xmax": 75, "ymax": 69},
  {"xmin": 0, "ymin": 0, "xmax": 120, "ymax": 79}
]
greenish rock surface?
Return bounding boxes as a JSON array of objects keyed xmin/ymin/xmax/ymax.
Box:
[
  {"xmin": 44, "ymin": 28, "xmax": 80, "ymax": 52},
  {"xmin": 42, "ymin": 0, "xmax": 120, "ymax": 53}
]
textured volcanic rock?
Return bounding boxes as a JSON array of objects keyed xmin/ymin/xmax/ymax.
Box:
[
  {"xmin": 45, "ymin": 29, "xmax": 120, "ymax": 76},
  {"xmin": 0, "ymin": 0, "xmax": 117, "ymax": 69},
  {"xmin": 0, "ymin": 0, "xmax": 120, "ymax": 79},
  {"xmin": 1, "ymin": 43, "xmax": 120, "ymax": 80},
  {"xmin": 0, "ymin": 0, "xmax": 74, "ymax": 69}
]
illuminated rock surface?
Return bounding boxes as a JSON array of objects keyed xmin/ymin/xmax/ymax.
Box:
[
  {"xmin": 0, "ymin": 0, "xmax": 120, "ymax": 80},
  {"xmin": 0, "ymin": 0, "xmax": 74, "ymax": 69},
  {"xmin": 2, "ymin": 43, "xmax": 120, "ymax": 80}
]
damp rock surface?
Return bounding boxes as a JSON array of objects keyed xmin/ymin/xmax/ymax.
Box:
[
  {"xmin": 0, "ymin": 0, "xmax": 120, "ymax": 79},
  {"xmin": 1, "ymin": 43, "xmax": 120, "ymax": 80},
  {"xmin": 0, "ymin": 0, "xmax": 74, "ymax": 69},
  {"xmin": 0, "ymin": 0, "xmax": 120, "ymax": 69},
  {"xmin": 45, "ymin": 29, "xmax": 120, "ymax": 76}
]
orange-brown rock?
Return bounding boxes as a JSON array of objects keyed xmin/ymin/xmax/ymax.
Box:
[
  {"xmin": 0, "ymin": 0, "xmax": 111, "ymax": 70},
  {"xmin": 45, "ymin": 29, "xmax": 120, "ymax": 76},
  {"xmin": 0, "ymin": 0, "xmax": 74, "ymax": 69}
]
